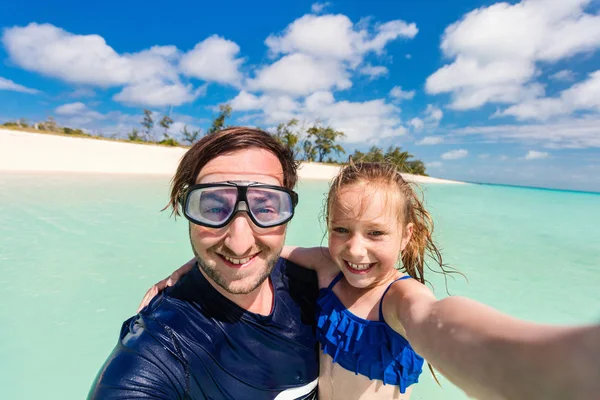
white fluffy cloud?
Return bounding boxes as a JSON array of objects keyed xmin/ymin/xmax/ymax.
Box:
[
  {"xmin": 55, "ymin": 102, "xmax": 103, "ymax": 119},
  {"xmin": 251, "ymin": 14, "xmax": 417, "ymax": 95},
  {"xmin": 303, "ymin": 91, "xmax": 407, "ymax": 142},
  {"xmin": 389, "ymin": 86, "xmax": 415, "ymax": 101},
  {"xmin": 3, "ymin": 23, "xmax": 131, "ymax": 86},
  {"xmin": 550, "ymin": 69, "xmax": 575, "ymax": 82},
  {"xmin": 425, "ymin": 0, "xmax": 600, "ymax": 110},
  {"xmin": 311, "ymin": 2, "xmax": 331, "ymax": 14},
  {"xmin": 525, "ymin": 150, "xmax": 550, "ymax": 160},
  {"xmin": 416, "ymin": 136, "xmax": 444, "ymax": 145},
  {"xmin": 68, "ymin": 88, "xmax": 96, "ymax": 98},
  {"xmin": 500, "ymin": 70, "xmax": 600, "ymax": 120},
  {"xmin": 247, "ymin": 53, "xmax": 352, "ymax": 96},
  {"xmin": 230, "ymin": 90, "xmax": 406, "ymax": 142},
  {"xmin": 113, "ymin": 80, "xmax": 204, "ymax": 107},
  {"xmin": 53, "ymin": 102, "xmax": 108, "ymax": 128},
  {"xmin": 453, "ymin": 116, "xmax": 600, "ymax": 148},
  {"xmin": 265, "ymin": 14, "xmax": 417, "ymax": 62},
  {"xmin": 0, "ymin": 76, "xmax": 39, "ymax": 94},
  {"xmin": 425, "ymin": 104, "xmax": 443, "ymax": 122},
  {"xmin": 409, "ymin": 117, "xmax": 424, "ymax": 130},
  {"xmin": 359, "ymin": 64, "xmax": 388, "ymax": 79},
  {"xmin": 1, "ymin": 23, "xmax": 219, "ymax": 107},
  {"xmin": 426, "ymin": 161, "xmax": 443, "ymax": 168},
  {"xmin": 441, "ymin": 149, "xmax": 468, "ymax": 160},
  {"xmin": 179, "ymin": 35, "xmax": 244, "ymax": 86}
]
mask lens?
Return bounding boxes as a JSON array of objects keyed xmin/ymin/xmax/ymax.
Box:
[
  {"xmin": 186, "ymin": 186, "xmax": 238, "ymax": 226},
  {"xmin": 247, "ymin": 187, "xmax": 293, "ymax": 226}
]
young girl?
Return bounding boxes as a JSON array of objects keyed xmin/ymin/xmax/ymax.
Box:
[
  {"xmin": 278, "ymin": 161, "xmax": 446, "ymax": 399},
  {"xmin": 139, "ymin": 161, "xmax": 600, "ymax": 400}
]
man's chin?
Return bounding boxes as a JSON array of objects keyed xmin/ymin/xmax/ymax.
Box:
[{"xmin": 198, "ymin": 255, "xmax": 279, "ymax": 295}]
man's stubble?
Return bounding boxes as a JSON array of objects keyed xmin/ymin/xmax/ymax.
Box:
[{"xmin": 189, "ymin": 231, "xmax": 282, "ymax": 295}]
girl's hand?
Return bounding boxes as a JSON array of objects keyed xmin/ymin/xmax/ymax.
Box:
[{"xmin": 137, "ymin": 259, "xmax": 195, "ymax": 312}]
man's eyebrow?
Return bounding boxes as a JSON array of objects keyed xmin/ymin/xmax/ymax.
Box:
[
  {"xmin": 201, "ymin": 191, "xmax": 233, "ymax": 203},
  {"xmin": 248, "ymin": 191, "xmax": 279, "ymax": 203}
]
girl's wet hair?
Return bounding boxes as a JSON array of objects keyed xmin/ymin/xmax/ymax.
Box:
[{"xmin": 326, "ymin": 161, "xmax": 458, "ymax": 285}]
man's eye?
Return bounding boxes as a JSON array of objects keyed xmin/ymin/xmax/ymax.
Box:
[{"xmin": 204, "ymin": 207, "xmax": 228, "ymax": 214}]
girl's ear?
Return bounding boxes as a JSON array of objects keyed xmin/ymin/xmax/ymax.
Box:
[{"xmin": 401, "ymin": 222, "xmax": 414, "ymax": 251}]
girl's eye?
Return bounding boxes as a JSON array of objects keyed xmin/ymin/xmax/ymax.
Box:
[{"xmin": 370, "ymin": 231, "xmax": 385, "ymax": 236}]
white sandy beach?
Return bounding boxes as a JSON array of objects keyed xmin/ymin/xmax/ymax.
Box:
[{"xmin": 0, "ymin": 129, "xmax": 463, "ymax": 184}]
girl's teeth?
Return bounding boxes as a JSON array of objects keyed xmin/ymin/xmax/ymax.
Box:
[
  {"xmin": 224, "ymin": 256, "xmax": 252, "ymax": 265},
  {"xmin": 348, "ymin": 262, "xmax": 372, "ymax": 271}
]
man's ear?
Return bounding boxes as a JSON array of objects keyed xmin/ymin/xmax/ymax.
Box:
[{"xmin": 401, "ymin": 222, "xmax": 414, "ymax": 251}]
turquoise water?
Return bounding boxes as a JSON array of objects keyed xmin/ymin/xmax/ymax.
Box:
[{"xmin": 0, "ymin": 173, "xmax": 599, "ymax": 399}]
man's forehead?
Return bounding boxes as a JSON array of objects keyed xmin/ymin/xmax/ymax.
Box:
[
  {"xmin": 198, "ymin": 172, "xmax": 282, "ymax": 185},
  {"xmin": 196, "ymin": 149, "xmax": 285, "ymax": 186}
]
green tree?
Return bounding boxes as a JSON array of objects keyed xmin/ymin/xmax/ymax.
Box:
[
  {"xmin": 350, "ymin": 145, "xmax": 428, "ymax": 176},
  {"xmin": 159, "ymin": 115, "xmax": 174, "ymax": 139},
  {"xmin": 181, "ymin": 125, "xmax": 202, "ymax": 145},
  {"xmin": 207, "ymin": 104, "xmax": 232, "ymax": 134},
  {"xmin": 141, "ymin": 109, "xmax": 154, "ymax": 141},
  {"xmin": 306, "ymin": 124, "xmax": 346, "ymax": 163},
  {"xmin": 385, "ymin": 146, "xmax": 412, "ymax": 171},
  {"xmin": 273, "ymin": 119, "xmax": 300, "ymax": 158},
  {"xmin": 405, "ymin": 160, "xmax": 428, "ymax": 176},
  {"xmin": 128, "ymin": 128, "xmax": 143, "ymax": 142},
  {"xmin": 302, "ymin": 139, "xmax": 317, "ymax": 162},
  {"xmin": 351, "ymin": 146, "xmax": 384, "ymax": 163}
]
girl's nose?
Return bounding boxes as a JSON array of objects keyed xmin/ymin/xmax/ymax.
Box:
[{"xmin": 346, "ymin": 234, "xmax": 367, "ymax": 258}]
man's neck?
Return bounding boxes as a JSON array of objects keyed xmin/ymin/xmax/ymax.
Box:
[{"xmin": 198, "ymin": 267, "xmax": 274, "ymax": 316}]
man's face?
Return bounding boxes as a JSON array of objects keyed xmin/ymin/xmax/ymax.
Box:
[{"xmin": 190, "ymin": 148, "xmax": 288, "ymax": 294}]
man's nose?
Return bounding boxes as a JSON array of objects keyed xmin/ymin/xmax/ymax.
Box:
[{"xmin": 223, "ymin": 213, "xmax": 256, "ymax": 255}]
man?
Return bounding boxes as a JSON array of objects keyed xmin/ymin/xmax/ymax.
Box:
[{"xmin": 89, "ymin": 127, "xmax": 320, "ymax": 399}]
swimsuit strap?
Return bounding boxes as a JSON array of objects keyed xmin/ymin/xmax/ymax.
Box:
[
  {"xmin": 378, "ymin": 276, "xmax": 412, "ymax": 321},
  {"xmin": 326, "ymin": 272, "xmax": 345, "ymax": 290}
]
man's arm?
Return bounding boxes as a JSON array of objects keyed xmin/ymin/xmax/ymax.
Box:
[
  {"xmin": 89, "ymin": 314, "xmax": 187, "ymax": 399},
  {"xmin": 384, "ymin": 282, "xmax": 600, "ymax": 400},
  {"xmin": 280, "ymin": 246, "xmax": 336, "ymax": 272}
]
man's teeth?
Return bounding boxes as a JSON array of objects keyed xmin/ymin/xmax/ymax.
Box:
[
  {"xmin": 348, "ymin": 262, "xmax": 372, "ymax": 271},
  {"xmin": 224, "ymin": 256, "xmax": 252, "ymax": 265}
]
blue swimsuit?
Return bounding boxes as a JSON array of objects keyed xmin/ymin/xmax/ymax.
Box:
[{"xmin": 316, "ymin": 272, "xmax": 424, "ymax": 393}]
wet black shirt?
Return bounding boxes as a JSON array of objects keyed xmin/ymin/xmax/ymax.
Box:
[{"xmin": 89, "ymin": 258, "xmax": 319, "ymax": 399}]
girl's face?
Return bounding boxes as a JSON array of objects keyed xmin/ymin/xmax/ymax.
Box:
[{"xmin": 328, "ymin": 183, "xmax": 412, "ymax": 289}]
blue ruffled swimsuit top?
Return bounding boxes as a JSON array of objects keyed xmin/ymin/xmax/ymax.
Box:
[{"xmin": 316, "ymin": 272, "xmax": 425, "ymax": 393}]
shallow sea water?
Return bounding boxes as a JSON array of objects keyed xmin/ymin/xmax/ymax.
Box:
[{"xmin": 0, "ymin": 173, "xmax": 598, "ymax": 399}]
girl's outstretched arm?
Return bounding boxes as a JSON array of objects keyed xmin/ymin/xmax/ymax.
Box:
[{"xmin": 383, "ymin": 282, "xmax": 600, "ymax": 400}]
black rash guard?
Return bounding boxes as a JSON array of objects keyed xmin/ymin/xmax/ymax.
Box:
[{"xmin": 89, "ymin": 258, "xmax": 319, "ymax": 399}]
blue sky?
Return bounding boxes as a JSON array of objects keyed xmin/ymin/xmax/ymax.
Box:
[{"xmin": 1, "ymin": 0, "xmax": 600, "ymax": 191}]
